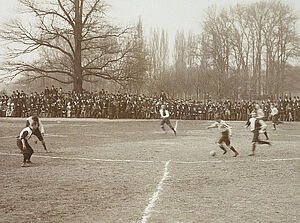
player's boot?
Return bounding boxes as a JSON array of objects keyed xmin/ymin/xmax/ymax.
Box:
[
  {"xmin": 21, "ymin": 162, "xmax": 27, "ymax": 167},
  {"xmin": 230, "ymin": 146, "xmax": 239, "ymax": 157}
]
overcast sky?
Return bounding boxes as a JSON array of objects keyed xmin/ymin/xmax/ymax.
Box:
[
  {"xmin": 0, "ymin": 0, "xmax": 299, "ymax": 63},
  {"xmin": 0, "ymin": 0, "xmax": 299, "ymax": 39}
]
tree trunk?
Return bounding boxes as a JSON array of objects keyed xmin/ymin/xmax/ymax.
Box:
[
  {"xmin": 73, "ymin": 77, "xmax": 83, "ymax": 93},
  {"xmin": 73, "ymin": 0, "xmax": 83, "ymax": 93}
]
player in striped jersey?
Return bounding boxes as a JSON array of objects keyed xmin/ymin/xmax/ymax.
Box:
[
  {"xmin": 245, "ymin": 111, "xmax": 271, "ymax": 156},
  {"xmin": 207, "ymin": 115, "xmax": 239, "ymax": 157},
  {"xmin": 17, "ymin": 121, "xmax": 39, "ymax": 167}
]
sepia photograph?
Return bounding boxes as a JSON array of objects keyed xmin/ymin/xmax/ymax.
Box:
[{"xmin": 0, "ymin": 0, "xmax": 299, "ymax": 222}]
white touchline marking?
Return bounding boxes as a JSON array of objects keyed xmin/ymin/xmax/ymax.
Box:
[
  {"xmin": 0, "ymin": 152, "xmax": 299, "ymax": 164},
  {"xmin": 141, "ymin": 160, "xmax": 170, "ymax": 223},
  {"xmin": 0, "ymin": 152, "xmax": 161, "ymax": 163},
  {"xmin": 0, "ymin": 136, "xmax": 17, "ymax": 139},
  {"xmin": 44, "ymin": 134, "xmax": 68, "ymax": 138},
  {"xmin": 174, "ymin": 157, "xmax": 300, "ymax": 164}
]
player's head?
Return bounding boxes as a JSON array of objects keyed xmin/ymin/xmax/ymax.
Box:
[
  {"xmin": 31, "ymin": 121, "xmax": 39, "ymax": 130},
  {"xmin": 31, "ymin": 115, "xmax": 39, "ymax": 122},
  {"xmin": 161, "ymin": 104, "xmax": 166, "ymax": 110}
]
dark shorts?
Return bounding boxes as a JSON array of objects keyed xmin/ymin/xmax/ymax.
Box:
[
  {"xmin": 272, "ymin": 115, "xmax": 279, "ymax": 124},
  {"xmin": 161, "ymin": 118, "xmax": 171, "ymax": 126},
  {"xmin": 218, "ymin": 131, "xmax": 230, "ymax": 146},
  {"xmin": 252, "ymin": 131, "xmax": 260, "ymax": 143},
  {"xmin": 17, "ymin": 139, "xmax": 33, "ymax": 155},
  {"xmin": 32, "ymin": 128, "xmax": 44, "ymax": 141}
]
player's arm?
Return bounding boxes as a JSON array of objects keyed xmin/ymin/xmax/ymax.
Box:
[
  {"xmin": 39, "ymin": 120, "xmax": 45, "ymax": 135},
  {"xmin": 244, "ymin": 120, "xmax": 250, "ymax": 128},
  {"xmin": 227, "ymin": 127, "xmax": 232, "ymax": 136},
  {"xmin": 20, "ymin": 131, "xmax": 28, "ymax": 150},
  {"xmin": 207, "ymin": 122, "xmax": 217, "ymax": 129}
]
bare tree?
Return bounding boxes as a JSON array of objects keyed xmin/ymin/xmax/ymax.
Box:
[{"xmin": 0, "ymin": 0, "xmax": 135, "ymax": 92}]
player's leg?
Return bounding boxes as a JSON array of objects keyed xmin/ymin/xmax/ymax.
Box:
[
  {"xmin": 161, "ymin": 119, "xmax": 166, "ymax": 132},
  {"xmin": 26, "ymin": 145, "xmax": 34, "ymax": 164},
  {"xmin": 225, "ymin": 138, "xmax": 239, "ymax": 157},
  {"xmin": 264, "ymin": 131, "xmax": 269, "ymax": 140},
  {"xmin": 248, "ymin": 142, "xmax": 256, "ymax": 156},
  {"xmin": 16, "ymin": 139, "xmax": 23, "ymax": 154},
  {"xmin": 257, "ymin": 138, "xmax": 271, "ymax": 146},
  {"xmin": 22, "ymin": 142, "xmax": 33, "ymax": 166},
  {"xmin": 249, "ymin": 132, "xmax": 258, "ymax": 156},
  {"xmin": 217, "ymin": 135, "xmax": 227, "ymax": 154},
  {"xmin": 17, "ymin": 139, "xmax": 27, "ymax": 167},
  {"xmin": 272, "ymin": 116, "xmax": 276, "ymax": 130},
  {"xmin": 166, "ymin": 119, "xmax": 176, "ymax": 135}
]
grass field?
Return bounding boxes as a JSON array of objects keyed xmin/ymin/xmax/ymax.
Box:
[{"xmin": 0, "ymin": 118, "xmax": 299, "ymax": 223}]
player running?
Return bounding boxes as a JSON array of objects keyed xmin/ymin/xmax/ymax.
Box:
[
  {"xmin": 207, "ymin": 115, "xmax": 239, "ymax": 157},
  {"xmin": 255, "ymin": 103, "xmax": 269, "ymax": 140},
  {"xmin": 160, "ymin": 104, "xmax": 176, "ymax": 136},
  {"xmin": 270, "ymin": 104, "xmax": 279, "ymax": 130},
  {"xmin": 245, "ymin": 111, "xmax": 271, "ymax": 156}
]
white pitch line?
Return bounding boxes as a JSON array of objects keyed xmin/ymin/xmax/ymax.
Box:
[
  {"xmin": 44, "ymin": 134, "xmax": 68, "ymax": 138},
  {"xmin": 174, "ymin": 157, "xmax": 300, "ymax": 164},
  {"xmin": 0, "ymin": 136, "xmax": 17, "ymax": 139},
  {"xmin": 0, "ymin": 152, "xmax": 299, "ymax": 164},
  {"xmin": 141, "ymin": 160, "xmax": 170, "ymax": 223},
  {"xmin": 0, "ymin": 152, "xmax": 161, "ymax": 163}
]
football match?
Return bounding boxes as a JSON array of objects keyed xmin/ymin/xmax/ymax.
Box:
[
  {"xmin": 0, "ymin": 117, "xmax": 299, "ymax": 222},
  {"xmin": 0, "ymin": 0, "xmax": 300, "ymax": 222}
]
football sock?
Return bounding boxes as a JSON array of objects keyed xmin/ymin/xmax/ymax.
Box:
[
  {"xmin": 264, "ymin": 132, "xmax": 269, "ymax": 139},
  {"xmin": 219, "ymin": 145, "xmax": 227, "ymax": 154},
  {"xmin": 230, "ymin": 146, "xmax": 238, "ymax": 154}
]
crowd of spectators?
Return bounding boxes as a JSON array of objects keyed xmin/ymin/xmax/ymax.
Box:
[{"xmin": 1, "ymin": 85, "xmax": 300, "ymax": 121}]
